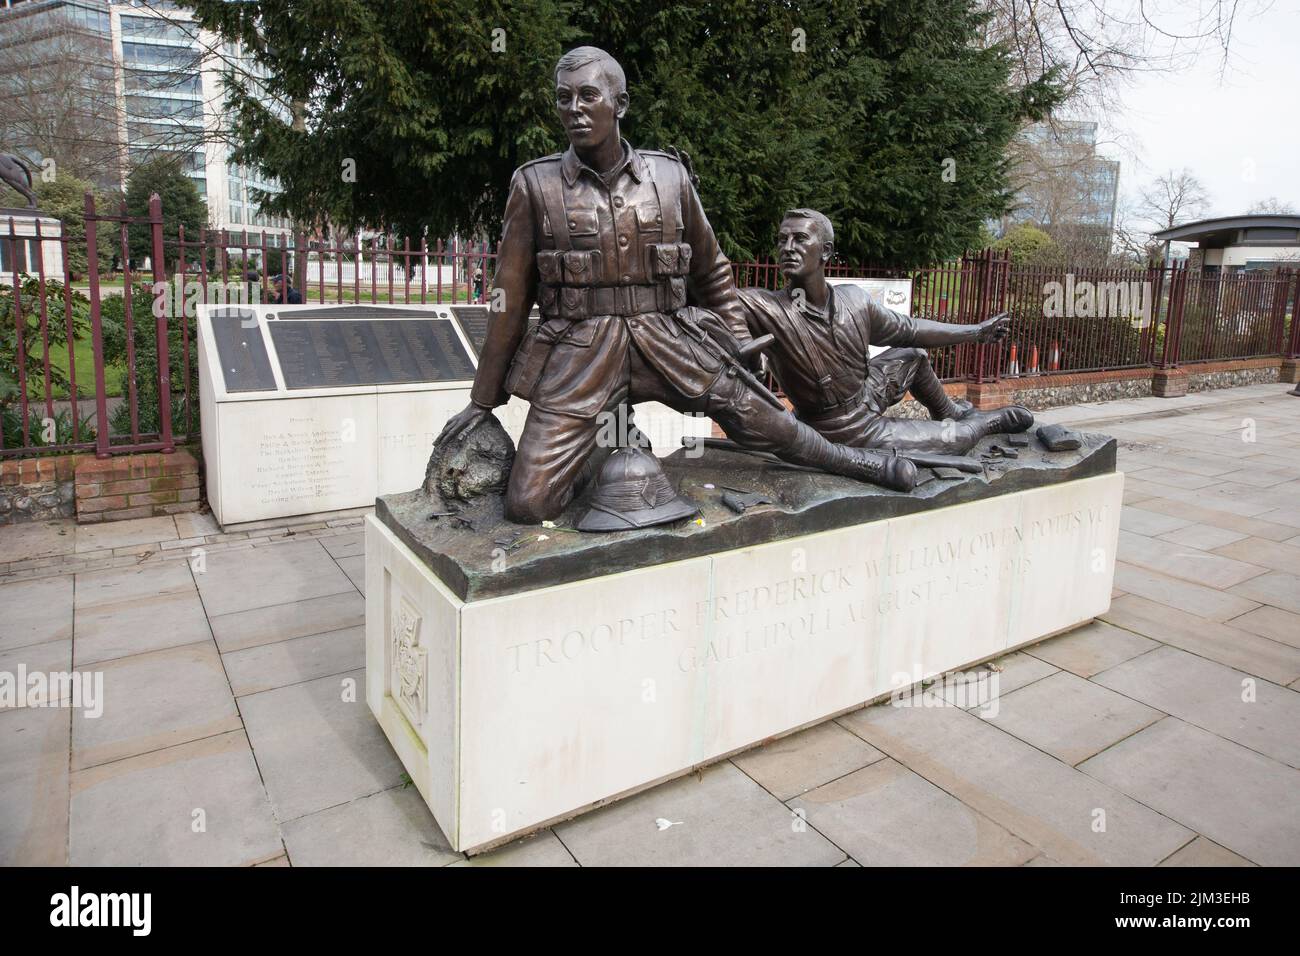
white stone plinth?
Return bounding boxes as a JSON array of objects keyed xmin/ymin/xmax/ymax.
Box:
[{"xmin": 365, "ymin": 471, "xmax": 1123, "ymax": 853}]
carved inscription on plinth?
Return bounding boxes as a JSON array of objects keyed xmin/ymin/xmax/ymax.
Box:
[{"xmin": 248, "ymin": 416, "xmax": 349, "ymax": 507}]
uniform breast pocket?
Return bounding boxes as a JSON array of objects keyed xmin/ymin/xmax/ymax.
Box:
[
  {"xmin": 635, "ymin": 204, "xmax": 662, "ymax": 233},
  {"xmin": 566, "ymin": 208, "xmax": 599, "ymax": 237}
]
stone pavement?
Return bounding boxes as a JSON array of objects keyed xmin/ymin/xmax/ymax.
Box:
[{"xmin": 2, "ymin": 382, "xmax": 1298, "ymax": 866}]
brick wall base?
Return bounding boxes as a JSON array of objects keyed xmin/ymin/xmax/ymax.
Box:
[
  {"xmin": 0, "ymin": 455, "xmax": 82, "ymax": 524},
  {"xmin": 965, "ymin": 358, "xmax": 1284, "ymax": 410},
  {"xmin": 1280, "ymin": 359, "xmax": 1299, "ymax": 385},
  {"xmin": 1152, "ymin": 368, "xmax": 1190, "ymax": 398},
  {"xmin": 74, "ymin": 449, "xmax": 201, "ymax": 523}
]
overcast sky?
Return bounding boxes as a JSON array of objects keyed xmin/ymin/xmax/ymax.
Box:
[{"xmin": 1094, "ymin": 0, "xmax": 1300, "ymax": 221}]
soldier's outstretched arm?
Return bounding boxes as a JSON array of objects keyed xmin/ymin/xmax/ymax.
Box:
[
  {"xmin": 471, "ymin": 169, "xmax": 539, "ymax": 408},
  {"xmin": 680, "ymin": 172, "xmax": 751, "ymax": 347},
  {"xmin": 904, "ymin": 311, "xmax": 1010, "ymax": 347}
]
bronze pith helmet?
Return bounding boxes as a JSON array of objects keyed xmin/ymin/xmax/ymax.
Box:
[{"xmin": 576, "ymin": 447, "xmax": 697, "ymax": 532}]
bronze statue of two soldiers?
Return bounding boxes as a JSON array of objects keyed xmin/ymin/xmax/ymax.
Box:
[{"xmin": 438, "ymin": 47, "xmax": 1033, "ymax": 528}]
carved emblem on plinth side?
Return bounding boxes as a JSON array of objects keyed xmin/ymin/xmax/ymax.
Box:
[{"xmin": 391, "ymin": 593, "xmax": 427, "ymax": 730}]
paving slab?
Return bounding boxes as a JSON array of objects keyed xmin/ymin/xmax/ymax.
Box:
[
  {"xmin": 1023, "ymin": 619, "xmax": 1158, "ymax": 678},
  {"xmin": 336, "ymin": 554, "xmax": 365, "ymax": 594},
  {"xmin": 731, "ymin": 720, "xmax": 885, "ymax": 802},
  {"xmin": 937, "ymin": 651, "xmax": 1057, "ymax": 706},
  {"xmin": 980, "ymin": 671, "xmax": 1164, "ymax": 765},
  {"xmin": 554, "ymin": 761, "xmax": 845, "ymax": 867},
  {"xmin": 1101, "ymin": 594, "xmax": 1300, "ymax": 685},
  {"xmin": 1210, "ymin": 467, "xmax": 1297, "ymax": 488},
  {"xmin": 0, "ymin": 574, "xmax": 73, "ymax": 651},
  {"xmin": 73, "ymin": 590, "xmax": 212, "ymax": 666},
  {"xmin": 0, "ymin": 705, "xmax": 69, "ymax": 865},
  {"xmin": 69, "ymin": 730, "xmax": 281, "ymax": 866},
  {"xmin": 1123, "ymin": 467, "xmax": 1221, "ymax": 490},
  {"xmin": 1120, "ymin": 506, "xmax": 1193, "ymax": 537},
  {"xmin": 71, "ymin": 641, "xmax": 240, "ymax": 770},
  {"xmin": 1156, "ymin": 523, "xmax": 1250, "ymax": 551},
  {"xmin": 1159, "ymin": 836, "xmax": 1255, "ymax": 867},
  {"xmin": 837, "ymin": 698, "xmax": 1193, "ymax": 866},
  {"xmin": 74, "ymin": 561, "xmax": 194, "ymax": 610},
  {"xmin": 1164, "ymin": 485, "xmax": 1278, "ymax": 519},
  {"xmin": 207, "ymin": 591, "xmax": 365, "ymax": 653},
  {"xmin": 452, "ymin": 830, "xmax": 577, "ymax": 867},
  {"xmin": 173, "ymin": 512, "xmax": 219, "ymax": 538},
  {"xmin": 282, "ymin": 785, "xmax": 459, "ymax": 867},
  {"xmin": 238, "ymin": 668, "xmax": 404, "ymax": 822},
  {"xmin": 194, "ymin": 539, "xmax": 355, "ymax": 617},
  {"xmin": 1213, "ymin": 536, "xmax": 1300, "ymax": 574},
  {"xmin": 1116, "ymin": 529, "xmax": 1268, "ymax": 589},
  {"xmin": 1226, "ymin": 605, "xmax": 1300, "ymax": 650},
  {"xmin": 75, "ymin": 515, "xmax": 178, "ymax": 554},
  {"xmin": 1228, "ymin": 571, "xmax": 1300, "ymax": 615},
  {"xmin": 1112, "ymin": 561, "xmax": 1260, "ymax": 623},
  {"xmin": 0, "ymin": 519, "xmax": 75, "ymax": 559},
  {"xmin": 789, "ymin": 758, "xmax": 1037, "ymax": 866},
  {"xmin": 0, "ymin": 638, "xmax": 72, "ymax": 707},
  {"xmin": 322, "ymin": 532, "xmax": 363, "ymax": 559},
  {"xmin": 1079, "ymin": 718, "xmax": 1297, "ymax": 866},
  {"xmin": 222, "ymin": 625, "xmax": 364, "ymax": 697},
  {"xmin": 1129, "ymin": 497, "xmax": 1300, "ymax": 541},
  {"xmin": 1093, "ymin": 645, "xmax": 1300, "ymax": 768}
]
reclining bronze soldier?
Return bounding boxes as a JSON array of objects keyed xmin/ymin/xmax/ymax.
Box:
[
  {"xmin": 435, "ymin": 47, "xmax": 920, "ymax": 524},
  {"xmin": 735, "ymin": 209, "xmax": 1034, "ymax": 455}
]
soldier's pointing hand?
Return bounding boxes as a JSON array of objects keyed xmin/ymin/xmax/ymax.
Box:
[{"xmin": 975, "ymin": 312, "xmax": 1011, "ymax": 343}]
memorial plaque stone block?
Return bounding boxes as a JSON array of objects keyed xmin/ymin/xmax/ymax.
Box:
[
  {"xmin": 209, "ymin": 308, "xmax": 277, "ymax": 392},
  {"xmin": 269, "ymin": 319, "xmax": 475, "ymax": 389},
  {"xmin": 450, "ymin": 305, "xmax": 540, "ymax": 359}
]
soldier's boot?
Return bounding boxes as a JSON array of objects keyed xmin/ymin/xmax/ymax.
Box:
[
  {"xmin": 965, "ymin": 405, "xmax": 1035, "ymax": 437},
  {"xmin": 907, "ymin": 362, "xmax": 965, "ymax": 421},
  {"xmin": 782, "ymin": 421, "xmax": 918, "ymax": 493},
  {"xmin": 839, "ymin": 447, "xmax": 918, "ymax": 493}
]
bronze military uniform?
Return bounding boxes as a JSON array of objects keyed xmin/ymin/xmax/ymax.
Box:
[
  {"xmin": 472, "ymin": 141, "xmax": 897, "ymax": 522},
  {"xmin": 739, "ymin": 284, "xmax": 985, "ymax": 453}
]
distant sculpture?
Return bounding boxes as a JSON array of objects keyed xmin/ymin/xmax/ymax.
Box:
[
  {"xmin": 433, "ymin": 46, "xmax": 920, "ymax": 529},
  {"xmin": 735, "ymin": 209, "xmax": 1034, "ymax": 456},
  {"xmin": 0, "ymin": 153, "xmax": 38, "ymax": 209}
]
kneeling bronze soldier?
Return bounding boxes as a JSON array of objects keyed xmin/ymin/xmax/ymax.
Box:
[
  {"xmin": 438, "ymin": 48, "xmax": 917, "ymax": 524},
  {"xmin": 737, "ymin": 209, "xmax": 1033, "ymax": 454}
]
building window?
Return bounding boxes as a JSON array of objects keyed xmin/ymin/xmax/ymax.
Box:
[
  {"xmin": 121, "ymin": 42, "xmax": 200, "ymax": 71},
  {"xmin": 125, "ymin": 95, "xmax": 203, "ymax": 120},
  {"xmin": 125, "ymin": 69, "xmax": 201, "ymax": 96},
  {"xmin": 120, "ymin": 16, "xmax": 193, "ymax": 44}
]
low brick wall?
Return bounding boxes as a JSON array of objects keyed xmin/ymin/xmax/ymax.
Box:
[
  {"xmin": 967, "ymin": 357, "xmax": 1285, "ymax": 410},
  {"xmin": 1184, "ymin": 358, "xmax": 1280, "ymax": 393},
  {"xmin": 74, "ymin": 449, "xmax": 202, "ymax": 523},
  {"xmin": 0, "ymin": 455, "xmax": 82, "ymax": 523}
]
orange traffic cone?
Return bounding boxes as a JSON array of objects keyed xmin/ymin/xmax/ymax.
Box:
[
  {"xmin": 1049, "ymin": 340, "xmax": 1060, "ymax": 371},
  {"xmin": 1028, "ymin": 345, "xmax": 1040, "ymax": 375},
  {"xmin": 1007, "ymin": 343, "xmax": 1020, "ymax": 377}
]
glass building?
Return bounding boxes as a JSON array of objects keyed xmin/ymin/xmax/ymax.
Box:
[
  {"xmin": 1004, "ymin": 121, "xmax": 1121, "ymax": 237},
  {"xmin": 0, "ymin": 0, "xmax": 291, "ymax": 246}
]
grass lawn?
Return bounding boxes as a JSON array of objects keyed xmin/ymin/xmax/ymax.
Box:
[{"xmin": 25, "ymin": 335, "xmax": 125, "ymax": 401}]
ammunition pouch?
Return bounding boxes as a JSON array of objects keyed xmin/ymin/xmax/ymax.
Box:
[
  {"xmin": 535, "ymin": 278, "xmax": 686, "ymax": 321},
  {"xmin": 647, "ymin": 241, "xmax": 692, "ymax": 279}
]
